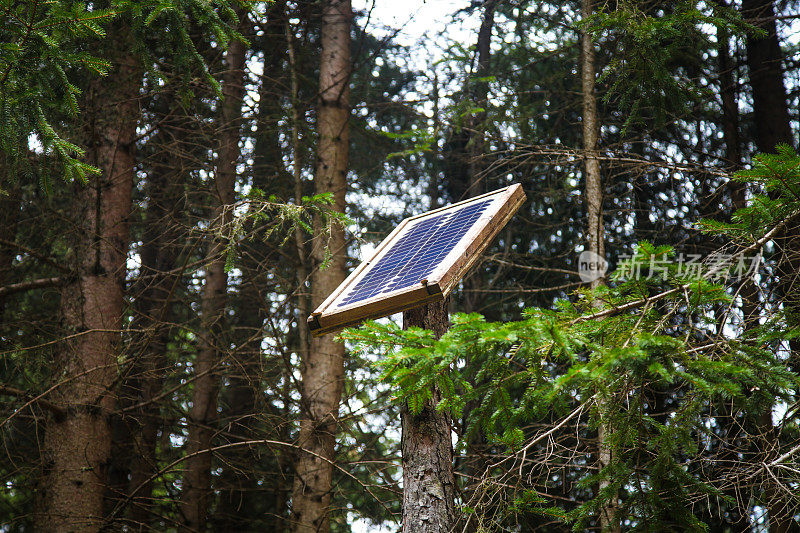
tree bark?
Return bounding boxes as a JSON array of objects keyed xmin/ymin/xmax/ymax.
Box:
[
  {"xmin": 581, "ymin": 0, "xmax": 605, "ymax": 291},
  {"xmin": 466, "ymin": 0, "xmax": 496, "ymax": 200},
  {"xmin": 454, "ymin": 6, "xmax": 498, "ymax": 523},
  {"xmin": 107, "ymin": 95, "xmax": 189, "ymax": 529},
  {"xmin": 429, "ymin": 70, "xmax": 442, "ymax": 211},
  {"xmin": 287, "ymin": 8, "xmax": 311, "ymax": 365},
  {"xmin": 461, "ymin": 0, "xmax": 497, "ymax": 316},
  {"xmin": 215, "ymin": 5, "xmax": 288, "ymax": 528},
  {"xmin": 714, "ymin": 19, "xmax": 757, "ymax": 530},
  {"xmin": 35, "ymin": 26, "xmax": 142, "ymax": 533},
  {"xmin": 442, "ymin": 0, "xmax": 495, "ymax": 221},
  {"xmin": 290, "ymin": 1, "xmax": 350, "ymax": 531},
  {"xmin": 0, "ymin": 168, "xmax": 20, "ymax": 320},
  {"xmin": 742, "ymin": 0, "xmax": 794, "ymax": 153},
  {"xmin": 717, "ymin": 22, "xmax": 742, "ymax": 171},
  {"xmin": 742, "ymin": 0, "xmax": 799, "ymax": 369},
  {"xmin": 741, "ymin": 2, "xmax": 799, "ymax": 531},
  {"xmin": 124, "ymin": 232, "xmax": 180, "ymax": 528},
  {"xmin": 581, "ymin": 1, "xmax": 616, "ymax": 531},
  {"xmin": 179, "ymin": 12, "xmax": 249, "ymax": 531},
  {"xmin": 401, "ymin": 300, "xmax": 455, "ymax": 533}
]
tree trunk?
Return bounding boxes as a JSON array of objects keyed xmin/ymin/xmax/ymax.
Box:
[
  {"xmin": 466, "ymin": 0, "xmax": 496, "ymax": 200},
  {"xmin": 742, "ymin": 0, "xmax": 798, "ymax": 372},
  {"xmin": 581, "ymin": 0, "xmax": 605, "ymax": 291},
  {"xmin": 742, "ymin": 0, "xmax": 794, "ymax": 153},
  {"xmin": 717, "ymin": 22, "xmax": 742, "ymax": 171},
  {"xmin": 179, "ymin": 13, "xmax": 249, "ymax": 532},
  {"xmin": 429, "ymin": 70, "xmax": 442, "ymax": 211},
  {"xmin": 287, "ymin": 6, "xmax": 311, "ymax": 367},
  {"xmin": 290, "ymin": 1, "xmax": 350, "ymax": 531},
  {"xmin": 109, "ymin": 101, "xmax": 188, "ymax": 528},
  {"xmin": 581, "ymin": 1, "xmax": 616, "ymax": 531},
  {"xmin": 714, "ymin": 19, "xmax": 757, "ymax": 530},
  {"xmin": 215, "ymin": 6, "xmax": 289, "ymax": 528},
  {"xmin": 34, "ymin": 27, "xmax": 142, "ymax": 533},
  {"xmin": 741, "ymin": 2, "xmax": 799, "ymax": 531},
  {"xmin": 401, "ymin": 300, "xmax": 455, "ymax": 533},
  {"xmin": 0, "ymin": 168, "xmax": 20, "ymax": 322},
  {"xmin": 462, "ymin": 0, "xmax": 497, "ymax": 316},
  {"xmin": 442, "ymin": 0, "xmax": 495, "ymax": 216},
  {"xmin": 214, "ymin": 327, "xmax": 261, "ymax": 529},
  {"xmin": 454, "ymin": 5, "xmax": 497, "ymax": 523}
]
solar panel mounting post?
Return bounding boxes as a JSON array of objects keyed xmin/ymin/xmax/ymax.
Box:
[{"xmin": 401, "ymin": 299, "xmax": 456, "ymax": 533}]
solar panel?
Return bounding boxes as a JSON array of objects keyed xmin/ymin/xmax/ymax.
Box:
[{"xmin": 308, "ymin": 184, "xmax": 526, "ymax": 336}]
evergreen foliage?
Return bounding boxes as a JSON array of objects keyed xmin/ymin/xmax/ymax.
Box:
[
  {"xmin": 343, "ymin": 148, "xmax": 800, "ymax": 530},
  {"xmin": 0, "ymin": 0, "xmax": 242, "ymax": 190},
  {"xmin": 0, "ymin": 0, "xmax": 113, "ymax": 185}
]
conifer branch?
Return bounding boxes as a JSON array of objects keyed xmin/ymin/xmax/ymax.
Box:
[{"xmin": 0, "ymin": 276, "xmax": 65, "ymax": 299}]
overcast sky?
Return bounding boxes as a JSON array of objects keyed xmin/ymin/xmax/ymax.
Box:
[
  {"xmin": 353, "ymin": 0, "xmax": 481, "ymax": 66},
  {"xmin": 353, "ymin": 0, "xmax": 472, "ymax": 43}
]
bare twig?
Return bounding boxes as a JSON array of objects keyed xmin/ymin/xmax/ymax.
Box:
[
  {"xmin": 0, "ymin": 276, "xmax": 65, "ymax": 299},
  {"xmin": 0, "ymin": 384, "xmax": 67, "ymax": 420}
]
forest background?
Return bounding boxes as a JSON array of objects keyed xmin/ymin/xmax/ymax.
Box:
[{"xmin": 2, "ymin": 0, "xmax": 800, "ymax": 531}]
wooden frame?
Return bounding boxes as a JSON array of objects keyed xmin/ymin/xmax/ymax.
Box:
[{"xmin": 308, "ymin": 184, "xmax": 527, "ymax": 336}]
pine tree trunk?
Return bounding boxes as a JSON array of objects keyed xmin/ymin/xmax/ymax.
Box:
[
  {"xmin": 290, "ymin": 1, "xmax": 350, "ymax": 531},
  {"xmin": 429, "ymin": 71, "xmax": 442, "ymax": 211},
  {"xmin": 717, "ymin": 22, "xmax": 742, "ymax": 171},
  {"xmin": 741, "ymin": 2, "xmax": 799, "ymax": 531},
  {"xmin": 442, "ymin": 0, "xmax": 495, "ymax": 225},
  {"xmin": 714, "ymin": 20, "xmax": 757, "ymax": 530},
  {"xmin": 215, "ymin": 328, "xmax": 261, "ymax": 528},
  {"xmin": 742, "ymin": 0, "xmax": 794, "ymax": 153},
  {"xmin": 215, "ymin": 5, "xmax": 288, "ymax": 529},
  {"xmin": 457, "ymin": 5, "xmax": 497, "ymax": 524},
  {"xmin": 0, "ymin": 167, "xmax": 20, "ymax": 322},
  {"xmin": 34, "ymin": 28, "xmax": 142, "ymax": 533},
  {"xmin": 581, "ymin": 0, "xmax": 605, "ymax": 289},
  {"xmin": 466, "ymin": 0, "xmax": 496, "ymax": 200},
  {"xmin": 581, "ymin": 1, "xmax": 616, "ymax": 531},
  {"xmin": 287, "ymin": 6, "xmax": 311, "ymax": 365},
  {"xmin": 114, "ymin": 111, "xmax": 187, "ymax": 528},
  {"xmin": 402, "ymin": 300, "xmax": 455, "ymax": 533},
  {"xmin": 179, "ymin": 14, "xmax": 249, "ymax": 531},
  {"xmin": 462, "ymin": 0, "xmax": 497, "ymax": 316},
  {"xmin": 742, "ymin": 0, "xmax": 798, "ymax": 372}
]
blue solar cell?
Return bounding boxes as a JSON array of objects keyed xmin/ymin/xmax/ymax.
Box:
[{"xmin": 337, "ymin": 198, "xmax": 493, "ymax": 307}]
